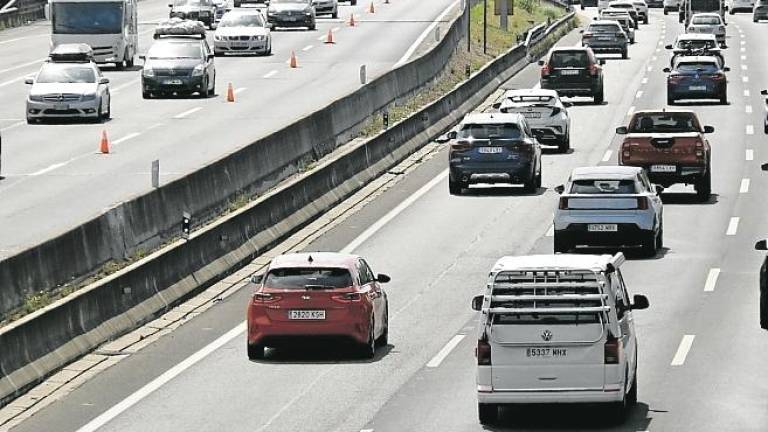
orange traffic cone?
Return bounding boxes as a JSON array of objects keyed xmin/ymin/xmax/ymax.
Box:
[
  {"xmin": 289, "ymin": 51, "xmax": 298, "ymax": 68},
  {"xmin": 324, "ymin": 28, "xmax": 335, "ymax": 44},
  {"xmin": 99, "ymin": 130, "xmax": 110, "ymax": 154},
  {"xmin": 226, "ymin": 82, "xmax": 235, "ymax": 102},
  {"xmin": 369, "ymin": 1, "xmax": 375, "ymax": 13},
  {"xmin": 348, "ymin": 13, "xmax": 356, "ymax": 26}
]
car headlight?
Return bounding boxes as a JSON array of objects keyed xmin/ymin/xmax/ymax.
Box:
[
  {"xmin": 81, "ymin": 93, "xmax": 97, "ymax": 101},
  {"xmin": 28, "ymin": 94, "xmax": 44, "ymax": 102},
  {"xmin": 214, "ymin": 34, "xmax": 222, "ymax": 41},
  {"xmin": 305, "ymin": 8, "xmax": 312, "ymax": 15},
  {"xmin": 254, "ymin": 35, "xmax": 265, "ymax": 40},
  {"xmin": 192, "ymin": 64, "xmax": 205, "ymax": 76},
  {"xmin": 143, "ymin": 67, "xmax": 155, "ymax": 77}
]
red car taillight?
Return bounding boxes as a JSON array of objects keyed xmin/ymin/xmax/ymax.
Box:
[
  {"xmin": 476, "ymin": 339, "xmax": 492, "ymax": 365},
  {"xmin": 668, "ymin": 75, "xmax": 683, "ymax": 84},
  {"xmin": 331, "ymin": 292, "xmax": 363, "ymax": 303},
  {"xmin": 604, "ymin": 334, "xmax": 621, "ymax": 364},
  {"xmin": 710, "ymin": 73, "xmax": 725, "ymax": 81},
  {"xmin": 621, "ymin": 142, "xmax": 631, "ymax": 161},
  {"xmin": 558, "ymin": 197, "xmax": 569, "ymax": 210},
  {"xmin": 636, "ymin": 196, "xmax": 649, "ymax": 210},
  {"xmin": 253, "ymin": 292, "xmax": 282, "ymax": 304},
  {"xmin": 541, "ymin": 64, "xmax": 551, "ymax": 78}
]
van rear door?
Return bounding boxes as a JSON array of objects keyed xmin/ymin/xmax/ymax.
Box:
[{"xmin": 487, "ymin": 270, "xmax": 609, "ymax": 391}]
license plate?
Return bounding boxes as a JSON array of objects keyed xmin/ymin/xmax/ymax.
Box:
[
  {"xmin": 689, "ymin": 85, "xmax": 707, "ymax": 91},
  {"xmin": 651, "ymin": 164, "xmax": 676, "ymax": 173},
  {"xmin": 53, "ymin": 103, "xmax": 69, "ymax": 110},
  {"xmin": 232, "ymin": 42, "xmax": 249, "ymax": 48},
  {"xmin": 478, "ymin": 147, "xmax": 503, "ymax": 154},
  {"xmin": 522, "ymin": 112, "xmax": 542, "ymax": 118},
  {"xmin": 289, "ymin": 310, "xmax": 326, "ymax": 320},
  {"xmin": 163, "ymin": 79, "xmax": 183, "ymax": 85},
  {"xmin": 285, "ymin": 16, "xmax": 297, "ymax": 21},
  {"xmin": 588, "ymin": 223, "xmax": 618, "ymax": 232},
  {"xmin": 526, "ymin": 347, "xmax": 567, "ymax": 357},
  {"xmin": 598, "ymin": 36, "xmax": 612, "ymax": 41},
  {"xmin": 559, "ymin": 69, "xmax": 580, "ymax": 75}
]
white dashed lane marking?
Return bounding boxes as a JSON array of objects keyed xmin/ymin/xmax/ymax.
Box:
[
  {"xmin": 426, "ymin": 334, "xmax": 466, "ymax": 368},
  {"xmin": 704, "ymin": 268, "xmax": 721, "ymax": 292},
  {"xmin": 746, "ymin": 149, "xmax": 754, "ymax": 161},
  {"xmin": 740, "ymin": 178, "xmax": 750, "ymax": 194},
  {"xmin": 173, "ymin": 107, "xmax": 202, "ymax": 119},
  {"xmin": 602, "ymin": 150, "xmax": 613, "ymax": 162},
  {"xmin": 671, "ymin": 335, "xmax": 696, "ymax": 366},
  {"xmin": 746, "ymin": 125, "xmax": 754, "ymax": 135},
  {"xmin": 746, "ymin": 105, "xmax": 753, "ymax": 114},
  {"xmin": 726, "ymin": 217, "xmax": 740, "ymax": 236},
  {"xmin": 263, "ymin": 70, "xmax": 278, "ymax": 78}
]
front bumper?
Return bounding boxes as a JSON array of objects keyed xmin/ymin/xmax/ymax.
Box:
[
  {"xmin": 541, "ymin": 80, "xmax": 600, "ymax": 97},
  {"xmin": 449, "ymin": 160, "xmax": 534, "ymax": 185},
  {"xmin": 142, "ymin": 75, "xmax": 206, "ymax": 94},
  {"xmin": 214, "ymin": 39, "xmax": 269, "ymax": 54},
  {"xmin": 478, "ymin": 388, "xmax": 624, "ymax": 404},
  {"xmin": 268, "ymin": 15, "xmax": 314, "ymax": 27},
  {"xmin": 27, "ymin": 99, "xmax": 100, "ymax": 119}
]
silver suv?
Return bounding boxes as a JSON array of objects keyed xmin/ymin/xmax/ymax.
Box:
[
  {"xmin": 582, "ymin": 20, "xmax": 629, "ymax": 59},
  {"xmin": 471, "ymin": 253, "xmax": 649, "ymax": 425}
]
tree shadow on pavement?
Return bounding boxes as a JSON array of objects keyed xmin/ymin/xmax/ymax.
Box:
[
  {"xmin": 251, "ymin": 341, "xmax": 394, "ymax": 364},
  {"xmin": 484, "ymin": 402, "xmax": 654, "ymax": 431}
]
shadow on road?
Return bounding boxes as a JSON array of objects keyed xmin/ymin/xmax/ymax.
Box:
[
  {"xmin": 485, "ymin": 402, "xmax": 654, "ymax": 431},
  {"xmin": 250, "ymin": 341, "xmax": 394, "ymax": 364},
  {"xmin": 460, "ymin": 185, "xmax": 548, "ymax": 197},
  {"xmin": 661, "ymin": 192, "xmax": 719, "ymax": 205}
]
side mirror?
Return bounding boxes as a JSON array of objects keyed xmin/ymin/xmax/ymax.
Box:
[
  {"xmin": 756, "ymin": 240, "xmax": 768, "ymax": 251},
  {"xmin": 471, "ymin": 294, "xmax": 484, "ymax": 311},
  {"xmin": 538, "ymin": 60, "xmax": 545, "ymax": 66},
  {"xmin": 665, "ymin": 44, "xmax": 673, "ymax": 49},
  {"xmin": 168, "ymin": 3, "xmax": 173, "ymax": 6},
  {"xmin": 722, "ymin": 66, "xmax": 730, "ymax": 72},
  {"xmin": 761, "ymin": 89, "xmax": 768, "ymax": 96},
  {"xmin": 654, "ymin": 185, "xmax": 664, "ymax": 195},
  {"xmin": 630, "ymin": 294, "xmax": 649, "ymax": 310},
  {"xmin": 703, "ymin": 125, "xmax": 715, "ymax": 134},
  {"xmin": 562, "ymin": 101, "xmax": 573, "ymax": 108},
  {"xmin": 250, "ymin": 274, "xmax": 263, "ymax": 284},
  {"xmin": 24, "ymin": 77, "xmax": 33, "ymax": 85},
  {"xmin": 491, "ymin": 101, "xmax": 502, "ymax": 110},
  {"xmin": 761, "ymin": 162, "xmax": 768, "ymax": 171},
  {"xmin": 99, "ymin": 77, "xmax": 110, "ymax": 84},
  {"xmin": 662, "ymin": 67, "xmax": 671, "ymax": 73},
  {"xmin": 599, "ymin": 59, "xmax": 606, "ymax": 65},
  {"xmin": 580, "ymin": 29, "xmax": 585, "ymax": 33},
  {"xmin": 208, "ymin": 54, "xmax": 215, "ymax": 60},
  {"xmin": 139, "ymin": 55, "xmax": 146, "ymax": 61},
  {"xmin": 720, "ymin": 44, "xmax": 728, "ymax": 49},
  {"xmin": 615, "ymin": 126, "xmax": 628, "ymax": 135},
  {"xmin": 376, "ymin": 273, "xmax": 391, "ymax": 283},
  {"xmin": 554, "ymin": 184, "xmax": 565, "ymax": 194},
  {"xmin": 435, "ymin": 130, "xmax": 457, "ymax": 143}
]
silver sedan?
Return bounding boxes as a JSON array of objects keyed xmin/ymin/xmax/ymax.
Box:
[
  {"xmin": 25, "ymin": 61, "xmax": 111, "ymax": 123},
  {"xmin": 213, "ymin": 10, "xmax": 272, "ymax": 56}
]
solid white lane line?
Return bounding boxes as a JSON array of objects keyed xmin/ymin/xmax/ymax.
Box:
[
  {"xmin": 746, "ymin": 149, "xmax": 754, "ymax": 161},
  {"xmin": 0, "ymin": 58, "xmax": 45, "ymax": 75},
  {"xmin": 112, "ymin": 132, "xmax": 141, "ymax": 145},
  {"xmin": 0, "ymin": 75, "xmax": 26, "ymax": 88},
  {"xmin": 726, "ymin": 217, "xmax": 740, "ymax": 236},
  {"xmin": 602, "ymin": 150, "xmax": 613, "ymax": 162},
  {"xmin": 341, "ymin": 170, "xmax": 449, "ymax": 253},
  {"xmin": 426, "ymin": 334, "xmax": 466, "ymax": 368},
  {"xmin": 173, "ymin": 107, "xmax": 202, "ymax": 119},
  {"xmin": 302, "ymin": 44, "xmax": 314, "ymax": 51},
  {"xmin": 741, "ymin": 47, "xmax": 746, "ymax": 52},
  {"xmin": 740, "ymin": 178, "xmax": 750, "ymax": 193},
  {"xmin": 647, "ymin": 66, "xmax": 653, "ymax": 72},
  {"xmin": 263, "ymin": 70, "xmax": 278, "ymax": 78},
  {"xmin": 392, "ymin": 0, "xmax": 460, "ymax": 69},
  {"xmin": 0, "ymin": 120, "xmax": 24, "ymax": 132},
  {"xmin": 704, "ymin": 268, "xmax": 721, "ymax": 292},
  {"xmin": 75, "ymin": 324, "xmax": 246, "ymax": 432},
  {"xmin": 332, "ymin": 26, "xmax": 340, "ymax": 32},
  {"xmin": 651, "ymin": 56, "xmax": 657, "ymax": 61},
  {"xmin": 746, "ymin": 125, "xmax": 754, "ymax": 135},
  {"xmin": 30, "ymin": 162, "xmax": 69, "ymax": 176},
  {"xmin": 746, "ymin": 105, "xmax": 753, "ymax": 114},
  {"xmin": 627, "ymin": 106, "xmax": 635, "ymax": 117},
  {"xmin": 741, "ymin": 39, "xmax": 746, "ymax": 45},
  {"xmin": 671, "ymin": 335, "xmax": 695, "ymax": 366}
]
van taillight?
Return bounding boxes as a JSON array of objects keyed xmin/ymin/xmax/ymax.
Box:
[
  {"xmin": 253, "ymin": 292, "xmax": 282, "ymax": 304},
  {"xmin": 636, "ymin": 197, "xmax": 649, "ymax": 210},
  {"xmin": 558, "ymin": 197, "xmax": 569, "ymax": 210},
  {"xmin": 476, "ymin": 339, "xmax": 492, "ymax": 365},
  {"xmin": 604, "ymin": 334, "xmax": 621, "ymax": 364},
  {"xmin": 541, "ymin": 64, "xmax": 551, "ymax": 77}
]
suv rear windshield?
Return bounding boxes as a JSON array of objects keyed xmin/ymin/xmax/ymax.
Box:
[
  {"xmin": 571, "ymin": 179, "xmax": 636, "ymax": 194},
  {"xmin": 458, "ymin": 123, "xmax": 522, "ymax": 140},
  {"xmin": 549, "ymin": 51, "xmax": 589, "ymax": 68},
  {"xmin": 264, "ymin": 268, "xmax": 353, "ymax": 289},
  {"xmin": 674, "ymin": 62, "xmax": 719, "ymax": 73},
  {"xmin": 588, "ymin": 24, "xmax": 621, "ymax": 33},
  {"xmin": 676, "ymin": 39, "xmax": 716, "ymax": 50},
  {"xmin": 629, "ymin": 112, "xmax": 699, "ymax": 132},
  {"xmin": 147, "ymin": 41, "xmax": 203, "ymax": 59}
]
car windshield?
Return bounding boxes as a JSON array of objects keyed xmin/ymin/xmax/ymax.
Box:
[
  {"xmin": 219, "ymin": 14, "xmax": 265, "ymax": 27},
  {"xmin": 147, "ymin": 42, "xmax": 203, "ymax": 59},
  {"xmin": 629, "ymin": 113, "xmax": 699, "ymax": 132},
  {"xmin": 677, "ymin": 39, "xmax": 716, "ymax": 50},
  {"xmin": 173, "ymin": 0, "xmax": 212, "ymax": 6},
  {"xmin": 692, "ymin": 16, "xmax": 720, "ymax": 24},
  {"xmin": 458, "ymin": 123, "xmax": 522, "ymax": 140},
  {"xmin": 36, "ymin": 63, "xmax": 96, "ymax": 83},
  {"xmin": 52, "ymin": 2, "xmax": 122, "ymax": 34},
  {"xmin": 264, "ymin": 268, "xmax": 353, "ymax": 289},
  {"xmin": 589, "ymin": 24, "xmax": 621, "ymax": 33},
  {"xmin": 549, "ymin": 51, "xmax": 589, "ymax": 67},
  {"xmin": 570, "ymin": 179, "xmax": 636, "ymax": 194},
  {"xmin": 675, "ymin": 62, "xmax": 719, "ymax": 72}
]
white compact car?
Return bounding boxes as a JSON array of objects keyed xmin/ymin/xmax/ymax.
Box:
[
  {"xmin": 553, "ymin": 166, "xmax": 664, "ymax": 256},
  {"xmin": 663, "ymin": 0, "xmax": 680, "ymax": 14},
  {"xmin": 471, "ymin": 253, "xmax": 650, "ymax": 425},
  {"xmin": 497, "ymin": 89, "xmax": 571, "ymax": 153},
  {"xmin": 687, "ymin": 13, "xmax": 726, "ymax": 46},
  {"xmin": 727, "ymin": 0, "xmax": 755, "ymax": 13},
  {"xmin": 311, "ymin": 0, "xmax": 339, "ymax": 17},
  {"xmin": 214, "ymin": 9, "xmax": 272, "ymax": 55},
  {"xmin": 631, "ymin": 0, "xmax": 649, "ymax": 23},
  {"xmin": 600, "ymin": 9, "xmax": 636, "ymax": 43}
]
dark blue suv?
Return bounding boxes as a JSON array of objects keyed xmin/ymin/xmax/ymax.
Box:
[{"xmin": 664, "ymin": 55, "xmax": 729, "ymax": 104}]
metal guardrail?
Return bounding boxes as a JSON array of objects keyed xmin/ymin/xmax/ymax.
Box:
[{"xmin": 0, "ymin": 0, "xmax": 45, "ymax": 29}]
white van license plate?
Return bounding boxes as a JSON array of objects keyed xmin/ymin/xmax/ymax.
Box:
[
  {"xmin": 526, "ymin": 347, "xmax": 567, "ymax": 357},
  {"xmin": 588, "ymin": 224, "xmax": 618, "ymax": 232},
  {"xmin": 289, "ymin": 310, "xmax": 326, "ymax": 320}
]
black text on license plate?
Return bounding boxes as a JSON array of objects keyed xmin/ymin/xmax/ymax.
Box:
[
  {"xmin": 588, "ymin": 223, "xmax": 618, "ymax": 232},
  {"xmin": 526, "ymin": 347, "xmax": 567, "ymax": 357},
  {"xmin": 289, "ymin": 310, "xmax": 326, "ymax": 320},
  {"xmin": 478, "ymin": 146, "xmax": 503, "ymax": 154},
  {"xmin": 163, "ymin": 79, "xmax": 183, "ymax": 85}
]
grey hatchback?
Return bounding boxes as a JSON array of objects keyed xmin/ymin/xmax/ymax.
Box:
[{"xmin": 582, "ymin": 20, "xmax": 629, "ymax": 58}]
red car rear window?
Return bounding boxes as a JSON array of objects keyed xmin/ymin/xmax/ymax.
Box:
[
  {"xmin": 265, "ymin": 268, "xmax": 353, "ymax": 289},
  {"xmin": 629, "ymin": 113, "xmax": 700, "ymax": 133}
]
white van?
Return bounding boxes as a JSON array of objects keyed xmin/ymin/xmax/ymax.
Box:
[{"xmin": 471, "ymin": 253, "xmax": 650, "ymax": 425}]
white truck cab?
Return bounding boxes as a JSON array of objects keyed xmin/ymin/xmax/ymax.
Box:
[{"xmin": 471, "ymin": 253, "xmax": 649, "ymax": 425}]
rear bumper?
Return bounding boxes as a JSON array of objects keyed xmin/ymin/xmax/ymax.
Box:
[
  {"xmin": 555, "ymin": 223, "xmax": 653, "ymax": 247},
  {"xmin": 668, "ymin": 82, "xmax": 725, "ymax": 100},
  {"xmin": 268, "ymin": 16, "xmax": 314, "ymax": 27},
  {"xmin": 478, "ymin": 388, "xmax": 624, "ymax": 404},
  {"xmin": 531, "ymin": 127, "xmax": 566, "ymax": 144},
  {"xmin": 247, "ymin": 304, "xmax": 370, "ymax": 346},
  {"xmin": 143, "ymin": 76, "xmax": 206, "ymax": 94},
  {"xmin": 541, "ymin": 80, "xmax": 600, "ymax": 97},
  {"xmin": 625, "ymin": 163, "xmax": 707, "ymax": 185},
  {"xmin": 449, "ymin": 161, "xmax": 534, "ymax": 184},
  {"xmin": 583, "ymin": 41, "xmax": 627, "ymax": 52}
]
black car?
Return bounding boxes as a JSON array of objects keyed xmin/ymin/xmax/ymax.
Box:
[
  {"xmin": 539, "ymin": 47, "xmax": 606, "ymax": 104},
  {"xmin": 581, "ymin": 20, "xmax": 629, "ymax": 59},
  {"xmin": 762, "ymin": 89, "xmax": 768, "ymax": 133},
  {"xmin": 439, "ymin": 113, "xmax": 543, "ymax": 195},
  {"xmin": 169, "ymin": 0, "xmax": 216, "ymax": 28},
  {"xmin": 267, "ymin": 0, "xmax": 317, "ymax": 30},
  {"xmin": 141, "ymin": 21, "xmax": 216, "ymax": 98},
  {"xmin": 664, "ymin": 55, "xmax": 729, "ymax": 105}
]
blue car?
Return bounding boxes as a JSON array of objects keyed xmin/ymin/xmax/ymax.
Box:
[{"xmin": 664, "ymin": 55, "xmax": 729, "ymax": 105}]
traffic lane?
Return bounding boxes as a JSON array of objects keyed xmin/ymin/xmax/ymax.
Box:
[{"xmin": 0, "ymin": 0, "xmax": 461, "ymax": 255}]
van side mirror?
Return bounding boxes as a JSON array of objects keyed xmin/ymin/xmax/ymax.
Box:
[
  {"xmin": 491, "ymin": 101, "xmax": 502, "ymax": 110},
  {"xmin": 703, "ymin": 125, "xmax": 715, "ymax": 134},
  {"xmin": 471, "ymin": 294, "xmax": 484, "ymax": 311},
  {"xmin": 24, "ymin": 77, "xmax": 33, "ymax": 85},
  {"xmin": 756, "ymin": 240, "xmax": 768, "ymax": 251},
  {"xmin": 554, "ymin": 184, "xmax": 565, "ymax": 194},
  {"xmin": 168, "ymin": 3, "xmax": 173, "ymax": 6},
  {"xmin": 615, "ymin": 126, "xmax": 628, "ymax": 135},
  {"xmin": 761, "ymin": 89, "xmax": 768, "ymax": 96},
  {"xmin": 435, "ymin": 130, "xmax": 457, "ymax": 143},
  {"xmin": 631, "ymin": 294, "xmax": 649, "ymax": 310},
  {"xmin": 722, "ymin": 66, "xmax": 730, "ymax": 72},
  {"xmin": 250, "ymin": 274, "xmax": 263, "ymax": 284},
  {"xmin": 376, "ymin": 273, "xmax": 391, "ymax": 283}
]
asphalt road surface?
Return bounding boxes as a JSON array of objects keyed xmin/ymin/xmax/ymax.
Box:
[
  {"xmin": 8, "ymin": 8, "xmax": 768, "ymax": 432},
  {"xmin": 0, "ymin": 0, "xmax": 460, "ymax": 258}
]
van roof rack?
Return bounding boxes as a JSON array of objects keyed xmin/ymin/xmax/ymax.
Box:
[
  {"xmin": 49, "ymin": 44, "xmax": 95, "ymax": 63},
  {"xmin": 154, "ymin": 18, "xmax": 206, "ymax": 39}
]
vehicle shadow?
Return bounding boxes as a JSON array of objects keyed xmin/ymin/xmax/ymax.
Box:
[
  {"xmin": 669, "ymin": 100, "xmax": 729, "ymax": 106},
  {"xmin": 660, "ymin": 192, "xmax": 719, "ymax": 205},
  {"xmin": 569, "ymin": 246, "xmax": 670, "ymax": 261},
  {"xmin": 250, "ymin": 342, "xmax": 394, "ymax": 364},
  {"xmin": 103, "ymin": 65, "xmax": 143, "ymax": 72},
  {"xmin": 542, "ymin": 148, "xmax": 575, "ymax": 156},
  {"xmin": 484, "ymin": 402, "xmax": 654, "ymax": 431},
  {"xmin": 563, "ymin": 99, "xmax": 605, "ymax": 107},
  {"xmin": 460, "ymin": 185, "xmax": 548, "ymax": 197}
]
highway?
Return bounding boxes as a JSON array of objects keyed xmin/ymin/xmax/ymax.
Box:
[
  {"xmin": 0, "ymin": 0, "xmax": 459, "ymax": 258},
  {"xmin": 6, "ymin": 7, "xmax": 768, "ymax": 432}
]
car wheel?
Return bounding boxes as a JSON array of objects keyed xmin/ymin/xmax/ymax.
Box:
[
  {"xmin": 644, "ymin": 17, "xmax": 648, "ymax": 24},
  {"xmin": 247, "ymin": 343, "xmax": 265, "ymax": 360},
  {"xmin": 214, "ymin": 51, "xmax": 223, "ymax": 57},
  {"xmin": 657, "ymin": 220, "xmax": 664, "ymax": 249},
  {"xmin": 332, "ymin": 8, "xmax": 338, "ymax": 18},
  {"xmin": 478, "ymin": 403, "xmax": 498, "ymax": 425},
  {"xmin": 594, "ymin": 87, "xmax": 604, "ymax": 104},
  {"xmin": 621, "ymin": 49, "xmax": 628, "ymax": 59},
  {"xmin": 142, "ymin": 91, "xmax": 152, "ymax": 99},
  {"xmin": 628, "ymin": 369, "xmax": 638, "ymax": 405},
  {"xmin": 448, "ymin": 178, "xmax": 464, "ymax": 195},
  {"xmin": 720, "ymin": 91, "xmax": 728, "ymax": 105},
  {"xmin": 351, "ymin": 0, "xmax": 357, "ymax": 4},
  {"xmin": 558, "ymin": 132, "xmax": 570, "ymax": 153},
  {"xmin": 360, "ymin": 318, "xmax": 376, "ymax": 359},
  {"xmin": 554, "ymin": 234, "xmax": 570, "ymax": 253},
  {"xmin": 266, "ymin": 41, "xmax": 272, "ymax": 55},
  {"xmin": 695, "ymin": 167, "xmax": 712, "ymax": 202},
  {"xmin": 764, "ymin": 121, "xmax": 768, "ymax": 134},
  {"xmin": 608, "ymin": 391, "xmax": 629, "ymax": 424},
  {"xmin": 375, "ymin": 304, "xmax": 388, "ymax": 347},
  {"xmin": 535, "ymin": 167, "xmax": 542, "ymax": 189},
  {"xmin": 640, "ymin": 230, "xmax": 657, "ymax": 257},
  {"xmin": 664, "ymin": 8, "xmax": 668, "ymax": 14}
]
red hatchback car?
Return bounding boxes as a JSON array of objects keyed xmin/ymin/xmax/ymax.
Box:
[{"xmin": 247, "ymin": 252, "xmax": 390, "ymax": 359}]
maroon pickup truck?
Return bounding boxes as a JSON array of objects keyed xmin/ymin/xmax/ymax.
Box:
[{"xmin": 616, "ymin": 110, "xmax": 713, "ymax": 201}]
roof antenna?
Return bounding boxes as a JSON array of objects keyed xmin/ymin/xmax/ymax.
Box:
[{"xmin": 308, "ymin": 255, "xmax": 314, "ymax": 263}]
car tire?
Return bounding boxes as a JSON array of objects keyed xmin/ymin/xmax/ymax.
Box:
[
  {"xmin": 641, "ymin": 229, "xmax": 658, "ymax": 257},
  {"xmin": 309, "ymin": 20, "xmax": 316, "ymax": 31},
  {"xmin": 104, "ymin": 100, "xmax": 111, "ymax": 120},
  {"xmin": 26, "ymin": 115, "xmax": 34, "ymax": 124},
  {"xmin": 360, "ymin": 319, "xmax": 376, "ymax": 359},
  {"xmin": 667, "ymin": 94, "xmax": 674, "ymax": 105},
  {"xmin": 142, "ymin": 91, "xmax": 152, "ymax": 99},
  {"xmin": 351, "ymin": 0, "xmax": 357, "ymax": 4},
  {"xmin": 720, "ymin": 91, "xmax": 728, "ymax": 105},
  {"xmin": 594, "ymin": 87, "xmax": 604, "ymax": 104},
  {"xmin": 764, "ymin": 122, "xmax": 768, "ymax": 134},
  {"xmin": 621, "ymin": 49, "xmax": 628, "ymax": 59},
  {"xmin": 664, "ymin": 8, "xmax": 668, "ymax": 14},
  {"xmin": 448, "ymin": 178, "xmax": 464, "ymax": 195},
  {"xmin": 332, "ymin": 9, "xmax": 338, "ymax": 18},
  {"xmin": 558, "ymin": 132, "xmax": 570, "ymax": 153},
  {"xmin": 695, "ymin": 167, "xmax": 712, "ymax": 202},
  {"xmin": 644, "ymin": 17, "xmax": 648, "ymax": 24},
  {"xmin": 214, "ymin": 51, "xmax": 223, "ymax": 57},
  {"xmin": 554, "ymin": 234, "xmax": 570, "ymax": 253},
  {"xmin": 247, "ymin": 343, "xmax": 265, "ymax": 360},
  {"xmin": 608, "ymin": 394, "xmax": 629, "ymax": 424},
  {"xmin": 628, "ymin": 370, "xmax": 638, "ymax": 406},
  {"xmin": 478, "ymin": 403, "xmax": 498, "ymax": 425},
  {"xmin": 657, "ymin": 221, "xmax": 664, "ymax": 249},
  {"xmin": 266, "ymin": 42, "xmax": 272, "ymax": 55},
  {"xmin": 375, "ymin": 304, "xmax": 388, "ymax": 347}
]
